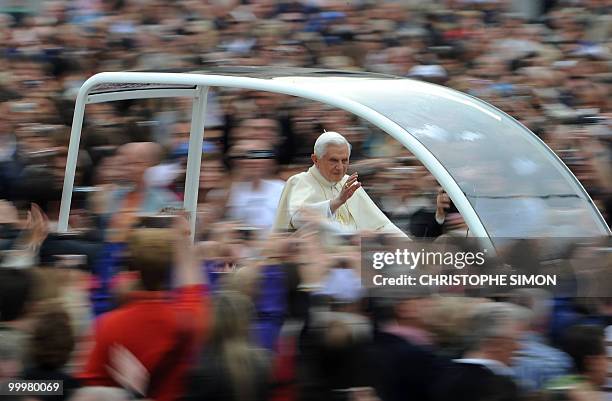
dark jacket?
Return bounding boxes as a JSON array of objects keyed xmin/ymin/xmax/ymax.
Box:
[
  {"xmin": 409, "ymin": 208, "xmax": 444, "ymax": 238},
  {"xmin": 368, "ymin": 331, "xmax": 443, "ymax": 401},
  {"xmin": 0, "ymin": 142, "xmax": 24, "ymax": 201},
  {"xmin": 433, "ymin": 361, "xmax": 520, "ymax": 401}
]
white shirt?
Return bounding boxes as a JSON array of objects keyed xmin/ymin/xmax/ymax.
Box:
[
  {"xmin": 227, "ymin": 179, "xmax": 285, "ymax": 233},
  {"xmin": 145, "ymin": 162, "xmax": 182, "ymax": 188},
  {"xmin": 454, "ymin": 358, "xmax": 515, "ymax": 377}
]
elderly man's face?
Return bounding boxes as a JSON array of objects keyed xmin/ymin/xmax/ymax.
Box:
[
  {"xmin": 494, "ymin": 321, "xmax": 523, "ymax": 366},
  {"xmin": 313, "ymin": 144, "xmax": 350, "ymax": 183},
  {"xmin": 120, "ymin": 142, "xmax": 157, "ymax": 186}
]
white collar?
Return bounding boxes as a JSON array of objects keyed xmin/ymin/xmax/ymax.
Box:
[
  {"xmin": 453, "ymin": 358, "xmax": 514, "ymax": 377},
  {"xmin": 308, "ymin": 165, "xmax": 344, "ymax": 189}
]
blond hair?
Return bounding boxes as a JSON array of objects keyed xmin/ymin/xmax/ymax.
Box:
[{"xmin": 127, "ymin": 228, "xmax": 173, "ymax": 291}]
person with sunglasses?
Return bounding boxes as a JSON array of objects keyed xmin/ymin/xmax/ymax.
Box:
[{"xmin": 226, "ymin": 139, "xmax": 285, "ymax": 236}]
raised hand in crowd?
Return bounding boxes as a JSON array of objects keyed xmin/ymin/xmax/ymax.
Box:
[{"xmin": 0, "ymin": 199, "xmax": 19, "ymax": 225}]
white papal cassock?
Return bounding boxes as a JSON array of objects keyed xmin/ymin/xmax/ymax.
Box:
[{"xmin": 273, "ymin": 165, "xmax": 406, "ymax": 236}]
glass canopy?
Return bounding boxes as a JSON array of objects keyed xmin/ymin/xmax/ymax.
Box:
[
  {"xmin": 62, "ymin": 67, "xmax": 610, "ymax": 240},
  {"xmin": 294, "ymin": 77, "xmax": 609, "ymax": 238}
]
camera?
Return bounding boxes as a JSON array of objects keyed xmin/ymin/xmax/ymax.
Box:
[
  {"xmin": 441, "ymin": 190, "xmax": 458, "ymax": 214},
  {"xmin": 447, "ymin": 199, "xmax": 458, "ymax": 214}
]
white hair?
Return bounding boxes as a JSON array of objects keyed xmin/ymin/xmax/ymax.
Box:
[
  {"xmin": 313, "ymin": 131, "xmax": 351, "ymax": 158},
  {"xmin": 465, "ymin": 302, "xmax": 528, "ymax": 351}
]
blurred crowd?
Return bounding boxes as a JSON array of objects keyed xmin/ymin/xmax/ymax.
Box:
[{"xmin": 0, "ymin": 0, "xmax": 611, "ymax": 400}]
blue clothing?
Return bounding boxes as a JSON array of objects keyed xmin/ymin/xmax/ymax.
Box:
[
  {"xmin": 203, "ymin": 262, "xmax": 287, "ymax": 351},
  {"xmin": 107, "ymin": 186, "xmax": 180, "ymax": 217},
  {"xmin": 513, "ymin": 332, "xmax": 572, "ymax": 391},
  {"xmin": 91, "ymin": 242, "xmax": 126, "ymax": 315},
  {"xmin": 202, "ymin": 261, "xmax": 231, "ymax": 293},
  {"xmin": 252, "ymin": 265, "xmax": 287, "ymax": 351},
  {"xmin": 550, "ymin": 298, "xmax": 607, "ymax": 346}
]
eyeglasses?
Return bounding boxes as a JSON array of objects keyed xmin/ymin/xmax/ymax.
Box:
[{"xmin": 232, "ymin": 150, "xmax": 276, "ymax": 160}]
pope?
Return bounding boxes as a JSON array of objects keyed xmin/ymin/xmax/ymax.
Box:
[{"xmin": 274, "ymin": 131, "xmax": 406, "ymax": 236}]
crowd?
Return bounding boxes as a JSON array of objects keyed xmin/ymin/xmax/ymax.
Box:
[{"xmin": 0, "ymin": 0, "xmax": 611, "ymax": 400}]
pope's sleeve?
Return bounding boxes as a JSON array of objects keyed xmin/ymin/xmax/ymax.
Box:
[
  {"xmin": 274, "ymin": 174, "xmax": 333, "ymax": 231},
  {"xmin": 354, "ymin": 187, "xmax": 409, "ymax": 238}
]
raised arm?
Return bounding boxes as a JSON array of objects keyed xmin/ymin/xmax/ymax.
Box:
[{"xmin": 173, "ymin": 214, "xmax": 206, "ymax": 288}]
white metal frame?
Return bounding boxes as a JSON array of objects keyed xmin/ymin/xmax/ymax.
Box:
[
  {"xmin": 86, "ymin": 88, "xmax": 197, "ymax": 104},
  {"xmin": 59, "ymin": 71, "xmax": 493, "ymax": 241}
]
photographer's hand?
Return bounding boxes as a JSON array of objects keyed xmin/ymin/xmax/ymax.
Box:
[
  {"xmin": 435, "ymin": 188, "xmax": 450, "ymax": 224},
  {"xmin": 0, "ymin": 200, "xmax": 19, "ymax": 225}
]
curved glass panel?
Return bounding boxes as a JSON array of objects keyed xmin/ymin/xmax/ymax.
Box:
[
  {"xmin": 294, "ymin": 78, "xmax": 608, "ymax": 238},
  {"xmin": 99, "ymin": 68, "xmax": 609, "ymax": 238}
]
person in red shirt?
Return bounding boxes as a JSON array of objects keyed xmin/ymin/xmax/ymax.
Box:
[{"xmin": 80, "ymin": 216, "xmax": 210, "ymax": 401}]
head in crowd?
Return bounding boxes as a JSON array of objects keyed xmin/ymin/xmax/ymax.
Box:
[
  {"xmin": 371, "ymin": 275, "xmax": 433, "ymax": 333},
  {"xmin": 0, "ymin": 268, "xmax": 34, "ymax": 322},
  {"xmin": 118, "ymin": 142, "xmax": 162, "ymax": 188},
  {"xmin": 562, "ymin": 325, "xmax": 607, "ymax": 387},
  {"xmin": 211, "ymin": 290, "xmax": 254, "ymax": 346},
  {"xmin": 510, "ymin": 288, "xmax": 552, "ymax": 333},
  {"xmin": 172, "ymin": 120, "xmax": 191, "ymax": 148},
  {"xmin": 312, "ymin": 131, "xmax": 352, "ymax": 183},
  {"xmin": 200, "ymin": 153, "xmax": 227, "ymax": 194},
  {"xmin": 94, "ymin": 153, "xmax": 121, "ymax": 186},
  {"xmin": 29, "ymin": 303, "xmax": 75, "ymax": 370},
  {"xmin": 127, "ymin": 228, "xmax": 174, "ymax": 291},
  {"xmin": 230, "ymin": 139, "xmax": 276, "ymax": 182},
  {"xmin": 426, "ymin": 296, "xmax": 488, "ymax": 355},
  {"xmin": 209, "ymin": 291, "xmax": 267, "ymax": 401},
  {"xmin": 0, "ymin": 268, "xmax": 34, "ymax": 380},
  {"xmin": 464, "ymin": 302, "xmax": 527, "ymax": 366},
  {"xmin": 238, "ymin": 118, "xmax": 279, "ymax": 145},
  {"xmin": 29, "ymin": 268, "xmax": 63, "ymax": 305}
]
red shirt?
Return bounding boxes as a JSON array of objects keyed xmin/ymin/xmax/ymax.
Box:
[{"xmin": 80, "ymin": 285, "xmax": 210, "ymax": 401}]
